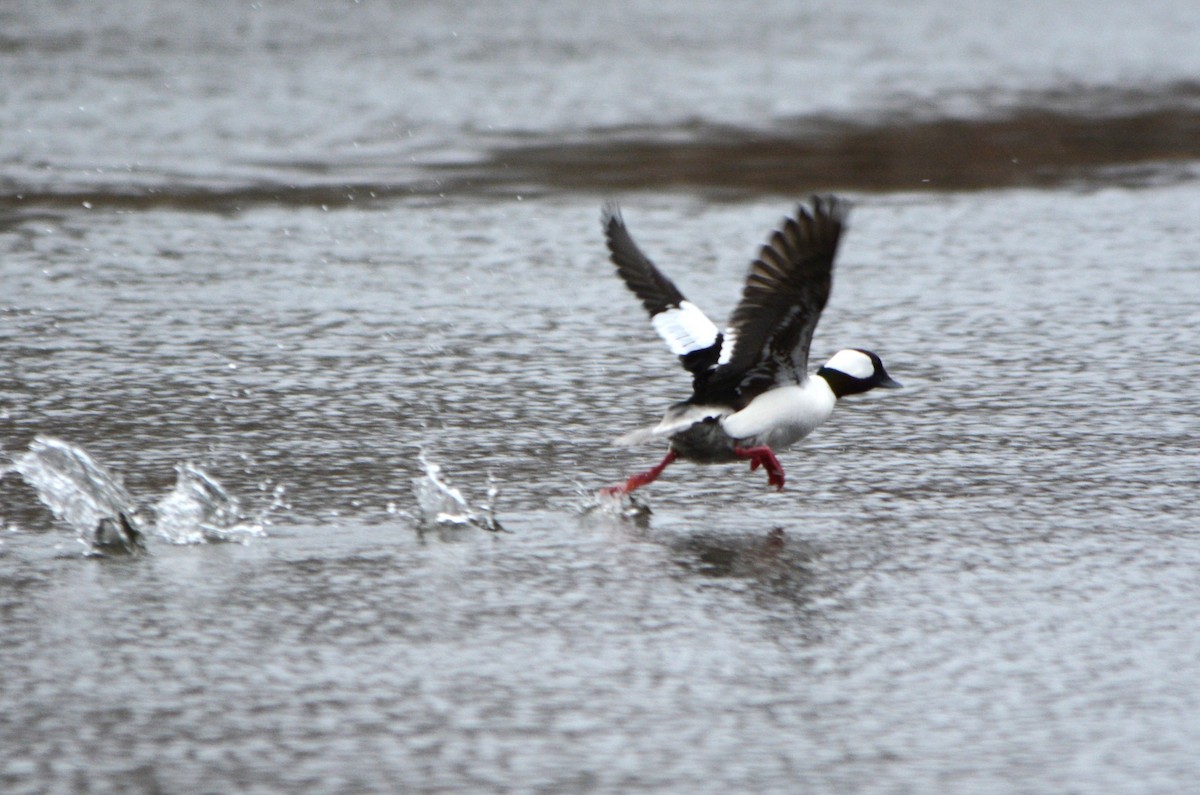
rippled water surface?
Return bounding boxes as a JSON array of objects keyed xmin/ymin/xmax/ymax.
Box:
[{"xmin": 3, "ymin": 1, "xmax": 1200, "ymax": 792}]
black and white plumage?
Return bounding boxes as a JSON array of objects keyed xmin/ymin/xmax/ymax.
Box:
[{"xmin": 600, "ymin": 196, "xmax": 900, "ymax": 494}]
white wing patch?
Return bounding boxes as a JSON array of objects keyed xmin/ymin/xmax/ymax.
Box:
[
  {"xmin": 650, "ymin": 301, "xmax": 720, "ymax": 356},
  {"xmin": 718, "ymin": 327, "xmax": 736, "ymax": 365}
]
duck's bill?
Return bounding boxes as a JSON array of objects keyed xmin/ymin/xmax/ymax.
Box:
[{"xmin": 878, "ymin": 375, "xmax": 903, "ymax": 389}]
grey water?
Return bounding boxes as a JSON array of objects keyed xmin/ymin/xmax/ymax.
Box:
[{"xmin": 3, "ymin": 0, "xmax": 1200, "ymax": 792}]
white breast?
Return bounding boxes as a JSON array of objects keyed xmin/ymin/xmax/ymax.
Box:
[{"xmin": 719, "ymin": 377, "xmax": 837, "ymax": 449}]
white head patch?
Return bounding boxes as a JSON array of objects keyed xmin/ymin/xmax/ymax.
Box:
[
  {"xmin": 823, "ymin": 349, "xmax": 875, "ymax": 379},
  {"xmin": 651, "ymin": 301, "xmax": 720, "ymax": 356}
]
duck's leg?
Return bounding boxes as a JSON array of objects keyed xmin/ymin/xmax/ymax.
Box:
[
  {"xmin": 602, "ymin": 450, "xmax": 678, "ymax": 496},
  {"xmin": 733, "ymin": 445, "xmax": 785, "ymax": 490}
]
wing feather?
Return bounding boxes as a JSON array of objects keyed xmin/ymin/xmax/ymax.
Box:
[
  {"xmin": 699, "ymin": 196, "xmax": 849, "ymax": 405},
  {"xmin": 601, "ymin": 204, "xmax": 724, "ymax": 379}
]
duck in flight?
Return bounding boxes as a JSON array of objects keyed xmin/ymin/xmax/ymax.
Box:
[{"xmin": 600, "ymin": 196, "xmax": 900, "ymax": 495}]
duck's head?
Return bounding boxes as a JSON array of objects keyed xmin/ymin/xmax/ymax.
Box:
[{"xmin": 816, "ymin": 349, "xmax": 901, "ymax": 398}]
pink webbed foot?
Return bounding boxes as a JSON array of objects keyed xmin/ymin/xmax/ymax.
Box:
[
  {"xmin": 602, "ymin": 450, "xmax": 678, "ymax": 497},
  {"xmin": 733, "ymin": 445, "xmax": 786, "ymax": 491}
]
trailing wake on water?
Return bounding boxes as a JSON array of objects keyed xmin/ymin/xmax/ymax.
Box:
[
  {"xmin": 5, "ymin": 437, "xmax": 507, "ymax": 554},
  {"xmin": 155, "ymin": 463, "xmax": 273, "ymax": 545},
  {"xmin": 5, "ymin": 435, "xmax": 278, "ymax": 555},
  {"xmin": 10, "ymin": 436, "xmax": 147, "ymax": 555},
  {"xmin": 411, "ymin": 449, "xmax": 504, "ymax": 533},
  {"xmin": 580, "ymin": 484, "xmax": 655, "ymax": 527}
]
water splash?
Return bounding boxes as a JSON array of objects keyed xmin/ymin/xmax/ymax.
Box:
[
  {"xmin": 578, "ymin": 484, "xmax": 654, "ymax": 528},
  {"xmin": 411, "ymin": 450, "xmax": 503, "ymax": 532},
  {"xmin": 153, "ymin": 464, "xmax": 268, "ymax": 545},
  {"xmin": 11, "ymin": 436, "xmax": 147, "ymax": 555}
]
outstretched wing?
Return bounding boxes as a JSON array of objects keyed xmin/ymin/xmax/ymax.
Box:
[
  {"xmin": 700, "ymin": 196, "xmax": 849, "ymax": 404},
  {"xmin": 601, "ymin": 203, "xmax": 725, "ymax": 377}
]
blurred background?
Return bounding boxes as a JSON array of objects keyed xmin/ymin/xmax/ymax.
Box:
[{"xmin": 4, "ymin": 0, "xmax": 1200, "ymax": 206}]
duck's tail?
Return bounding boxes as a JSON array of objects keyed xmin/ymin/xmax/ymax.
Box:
[{"xmin": 612, "ymin": 403, "xmax": 727, "ymax": 446}]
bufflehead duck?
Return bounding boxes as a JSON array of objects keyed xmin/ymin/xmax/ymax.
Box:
[{"xmin": 600, "ymin": 196, "xmax": 899, "ymax": 495}]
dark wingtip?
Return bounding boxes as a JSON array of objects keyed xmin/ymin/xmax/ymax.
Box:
[
  {"xmin": 600, "ymin": 201, "xmax": 623, "ymax": 232},
  {"xmin": 807, "ymin": 194, "xmax": 851, "ymax": 226}
]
